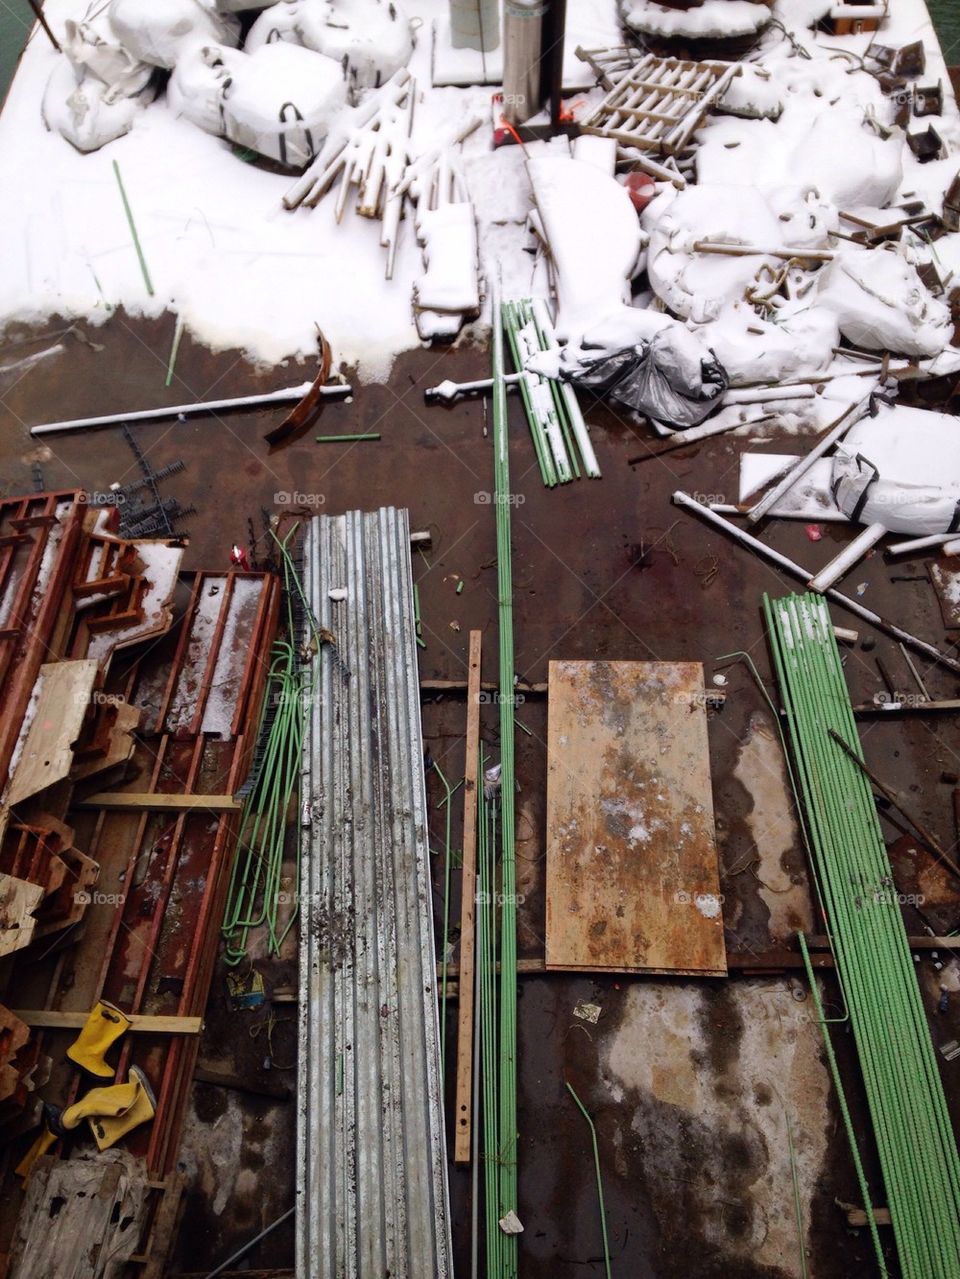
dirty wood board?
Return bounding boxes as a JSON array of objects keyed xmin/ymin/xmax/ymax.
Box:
[
  {"xmin": 929, "ymin": 560, "xmax": 960, "ymax": 629},
  {"xmin": 7, "ymin": 660, "xmax": 98, "ymax": 806},
  {"xmin": 545, "ymin": 660, "xmax": 727, "ymax": 976}
]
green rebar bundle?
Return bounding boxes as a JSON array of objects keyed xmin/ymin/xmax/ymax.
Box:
[
  {"xmin": 502, "ymin": 298, "xmax": 601, "ymax": 487},
  {"xmin": 222, "ymin": 528, "xmax": 312, "ymax": 965},
  {"xmin": 765, "ymin": 591, "xmax": 960, "ymax": 1279}
]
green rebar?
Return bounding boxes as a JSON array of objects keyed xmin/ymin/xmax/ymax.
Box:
[
  {"xmin": 493, "ymin": 289, "xmax": 519, "ymax": 1277},
  {"xmin": 766, "ymin": 592, "xmax": 960, "ymax": 1278},
  {"xmin": 314, "ymin": 432, "xmax": 381, "ymax": 442},
  {"xmin": 112, "ymin": 159, "xmax": 154, "ymax": 297},
  {"xmin": 502, "ymin": 300, "xmax": 556, "ymax": 488},
  {"xmin": 566, "ymin": 1082, "xmax": 612, "ymax": 1279}
]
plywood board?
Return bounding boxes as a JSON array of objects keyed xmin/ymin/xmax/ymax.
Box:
[
  {"xmin": 7, "ymin": 660, "xmax": 98, "ymax": 806},
  {"xmin": 545, "ymin": 660, "xmax": 726, "ymax": 975}
]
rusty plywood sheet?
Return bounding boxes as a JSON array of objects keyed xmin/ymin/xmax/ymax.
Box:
[{"xmin": 545, "ymin": 660, "xmax": 726, "ymax": 976}]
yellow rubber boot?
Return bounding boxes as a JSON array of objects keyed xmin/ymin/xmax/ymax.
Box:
[
  {"xmin": 14, "ymin": 1124, "xmax": 56, "ymax": 1181},
  {"xmin": 66, "ymin": 1001, "xmax": 131, "ymax": 1079},
  {"xmin": 88, "ymin": 1067, "xmax": 156, "ymax": 1151},
  {"xmin": 53, "ymin": 1074, "xmax": 141, "ymax": 1134}
]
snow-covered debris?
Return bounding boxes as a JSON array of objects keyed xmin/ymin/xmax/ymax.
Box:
[
  {"xmin": 42, "ymin": 50, "xmax": 154, "ymax": 153},
  {"xmin": 169, "ymin": 41, "xmax": 348, "ymax": 168},
  {"xmin": 527, "ymin": 155, "xmax": 646, "ymax": 343},
  {"xmin": 816, "ymin": 244, "xmax": 951, "ymax": 356},
  {"xmin": 716, "ymin": 64, "xmax": 783, "ymax": 120},
  {"xmin": 832, "ymin": 405, "xmax": 960, "ymax": 534},
  {"xmin": 643, "ymin": 184, "xmax": 835, "ymax": 323},
  {"xmin": 621, "ymin": 0, "xmax": 771, "ymax": 40},
  {"xmin": 246, "ymin": 0, "xmax": 415, "ymax": 92},
  {"xmin": 108, "ymin": 0, "xmax": 240, "ymax": 69}
]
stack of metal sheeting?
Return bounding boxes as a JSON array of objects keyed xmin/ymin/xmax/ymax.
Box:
[
  {"xmin": 765, "ymin": 591, "xmax": 960, "ymax": 1279},
  {"xmin": 297, "ymin": 508, "xmax": 452, "ymax": 1279}
]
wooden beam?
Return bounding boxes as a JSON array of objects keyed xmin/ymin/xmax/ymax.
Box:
[
  {"xmin": 454, "ymin": 631, "xmax": 481, "ymax": 1164},
  {"xmin": 12, "ymin": 1010, "xmax": 202, "ymax": 1033},
  {"xmin": 77, "ymin": 792, "xmax": 242, "ymax": 812}
]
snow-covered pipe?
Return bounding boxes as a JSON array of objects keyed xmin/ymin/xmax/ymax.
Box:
[
  {"xmin": 808, "ymin": 522, "xmax": 886, "ymax": 594},
  {"xmin": 746, "ymin": 397, "xmax": 868, "ymax": 525},
  {"xmin": 449, "ymin": 0, "xmax": 500, "ymax": 51},
  {"xmin": 503, "ymin": 0, "xmax": 544, "ymax": 125}
]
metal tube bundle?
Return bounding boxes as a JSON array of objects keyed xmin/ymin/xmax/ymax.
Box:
[
  {"xmin": 765, "ymin": 592, "xmax": 960, "ymax": 1279},
  {"xmin": 502, "ymin": 298, "xmax": 601, "ymax": 486}
]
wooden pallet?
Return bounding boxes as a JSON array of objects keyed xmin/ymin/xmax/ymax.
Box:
[{"xmin": 577, "ymin": 48, "xmax": 739, "ymax": 156}]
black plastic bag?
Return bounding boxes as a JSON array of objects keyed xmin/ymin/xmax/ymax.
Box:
[{"xmin": 566, "ymin": 335, "xmax": 728, "ymax": 430}]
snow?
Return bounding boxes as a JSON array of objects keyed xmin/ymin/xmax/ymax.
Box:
[
  {"xmin": 527, "ymin": 154, "xmax": 645, "ymax": 342},
  {"xmin": 621, "ymin": 0, "xmax": 771, "ymax": 40},
  {"xmin": 1, "ymin": 0, "xmax": 960, "ymax": 399}
]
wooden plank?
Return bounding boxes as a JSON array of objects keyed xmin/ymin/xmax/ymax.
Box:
[
  {"xmin": 77, "ymin": 792, "xmax": 242, "ymax": 812},
  {"xmin": 929, "ymin": 560, "xmax": 960, "ymax": 629},
  {"xmin": 7, "ymin": 660, "xmax": 98, "ymax": 806},
  {"xmin": 11, "ymin": 1010, "xmax": 202, "ymax": 1033},
  {"xmin": 453, "ymin": 631, "xmax": 481, "ymax": 1164},
  {"xmin": 545, "ymin": 661, "xmax": 727, "ymax": 975}
]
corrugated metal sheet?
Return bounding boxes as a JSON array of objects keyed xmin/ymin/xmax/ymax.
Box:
[{"xmin": 297, "ymin": 508, "xmax": 452, "ymax": 1279}]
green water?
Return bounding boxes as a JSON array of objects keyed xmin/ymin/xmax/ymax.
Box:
[
  {"xmin": 0, "ymin": 1, "xmax": 34, "ymax": 105},
  {"xmin": 929, "ymin": 0, "xmax": 960, "ymax": 66}
]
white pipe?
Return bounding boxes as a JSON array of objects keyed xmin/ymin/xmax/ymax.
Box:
[
  {"xmin": 724, "ymin": 386, "xmax": 816, "ymax": 405},
  {"xmin": 944, "ymin": 538, "xmax": 960, "ymax": 556},
  {"xmin": 30, "ymin": 382, "xmax": 351, "ymax": 436},
  {"xmin": 671, "ymin": 491, "xmax": 960, "ymax": 676},
  {"xmin": 746, "ymin": 397, "xmax": 868, "ymax": 525},
  {"xmin": 887, "ymin": 532, "xmax": 956, "ymax": 556},
  {"xmin": 808, "ymin": 521, "xmax": 886, "ymax": 594}
]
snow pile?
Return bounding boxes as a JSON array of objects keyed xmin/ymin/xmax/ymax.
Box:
[
  {"xmin": 527, "ymin": 155, "xmax": 645, "ymax": 342},
  {"xmin": 832, "ymin": 405, "xmax": 960, "ymax": 534},
  {"xmin": 247, "ymin": 0, "xmax": 415, "ymax": 91},
  {"xmin": 109, "ymin": 0, "xmax": 240, "ymax": 69},
  {"xmin": 817, "ymin": 245, "xmax": 951, "ymax": 356},
  {"xmin": 170, "ymin": 42, "xmax": 348, "ymax": 168},
  {"xmin": 621, "ymin": 0, "xmax": 771, "ymax": 40}
]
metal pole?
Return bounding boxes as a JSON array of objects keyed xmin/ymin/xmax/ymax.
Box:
[
  {"xmin": 30, "ymin": 383, "xmax": 351, "ymax": 436},
  {"xmin": 672, "ymin": 491, "xmax": 960, "ymax": 676},
  {"xmin": 26, "ymin": 0, "xmax": 60, "ymax": 51},
  {"xmin": 202, "ymin": 1207, "xmax": 294, "ymax": 1279}
]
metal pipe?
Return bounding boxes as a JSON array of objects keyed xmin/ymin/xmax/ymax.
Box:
[
  {"xmin": 672, "ymin": 491, "xmax": 960, "ymax": 675},
  {"xmin": 746, "ymin": 397, "xmax": 867, "ymax": 524},
  {"xmin": 31, "ymin": 383, "xmax": 350, "ymax": 436},
  {"xmin": 203, "ymin": 1207, "xmax": 295, "ymax": 1279}
]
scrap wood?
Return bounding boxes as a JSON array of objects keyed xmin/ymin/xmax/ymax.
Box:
[
  {"xmin": 453, "ymin": 630, "xmax": 481, "ymax": 1165},
  {"xmin": 6, "ymin": 660, "xmax": 98, "ymax": 807},
  {"xmin": 11, "ymin": 1011, "xmax": 202, "ymax": 1034}
]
